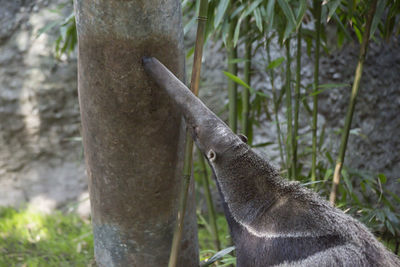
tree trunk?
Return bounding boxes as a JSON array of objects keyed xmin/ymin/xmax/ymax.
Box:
[{"xmin": 74, "ymin": 1, "xmax": 199, "ymax": 266}]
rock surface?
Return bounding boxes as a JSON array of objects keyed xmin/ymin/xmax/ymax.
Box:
[{"xmin": 0, "ymin": 0, "xmax": 88, "ymax": 215}]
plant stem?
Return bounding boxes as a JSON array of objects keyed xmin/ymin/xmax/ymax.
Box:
[
  {"xmin": 311, "ymin": 0, "xmax": 321, "ymax": 183},
  {"xmin": 293, "ymin": 26, "xmax": 302, "ymax": 180},
  {"xmin": 227, "ymin": 17, "xmax": 238, "ymax": 133},
  {"xmin": 168, "ymin": 0, "xmax": 208, "ymax": 266},
  {"xmin": 285, "ymin": 39, "xmax": 293, "ymax": 179},
  {"xmin": 197, "ymin": 149, "xmax": 221, "ymax": 251},
  {"xmin": 242, "ymin": 16, "xmax": 252, "ymax": 138},
  {"xmin": 267, "ymin": 42, "xmax": 286, "ymax": 168},
  {"xmin": 329, "ymin": 0, "xmax": 378, "ymax": 205}
]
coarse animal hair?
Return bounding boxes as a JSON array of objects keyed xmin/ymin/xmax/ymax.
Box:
[
  {"xmin": 210, "ymin": 144, "xmax": 400, "ymax": 266},
  {"xmin": 142, "ymin": 57, "xmax": 400, "ymax": 267}
]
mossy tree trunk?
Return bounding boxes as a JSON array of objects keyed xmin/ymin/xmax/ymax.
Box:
[{"xmin": 74, "ymin": 1, "xmax": 198, "ymax": 266}]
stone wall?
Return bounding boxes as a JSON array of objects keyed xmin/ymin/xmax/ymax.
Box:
[{"xmin": 0, "ymin": 0, "xmax": 87, "ymax": 214}]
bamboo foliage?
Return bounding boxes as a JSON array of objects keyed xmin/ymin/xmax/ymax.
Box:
[
  {"xmin": 293, "ymin": 26, "xmax": 302, "ymax": 180},
  {"xmin": 311, "ymin": 0, "xmax": 321, "ymax": 183},
  {"xmin": 227, "ymin": 18, "xmax": 238, "ymax": 133},
  {"xmin": 285, "ymin": 39, "xmax": 293, "ymax": 179},
  {"xmin": 197, "ymin": 149, "xmax": 221, "ymax": 251},
  {"xmin": 242, "ymin": 16, "xmax": 252, "ymax": 138},
  {"xmin": 267, "ymin": 42, "xmax": 286, "ymax": 168},
  {"xmin": 329, "ymin": 0, "xmax": 379, "ymax": 205}
]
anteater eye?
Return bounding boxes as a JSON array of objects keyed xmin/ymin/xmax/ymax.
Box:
[
  {"xmin": 238, "ymin": 134, "xmax": 248, "ymax": 143},
  {"xmin": 207, "ymin": 149, "xmax": 216, "ymax": 162}
]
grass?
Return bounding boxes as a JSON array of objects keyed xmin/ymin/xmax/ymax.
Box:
[
  {"xmin": 0, "ymin": 206, "xmax": 233, "ymax": 267},
  {"xmin": 198, "ymin": 213, "xmax": 235, "ymax": 266},
  {"xmin": 0, "ymin": 207, "xmax": 94, "ymax": 267}
]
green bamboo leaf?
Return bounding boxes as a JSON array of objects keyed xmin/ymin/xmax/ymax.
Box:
[
  {"xmin": 205, "ymin": 1, "xmax": 216, "ymax": 40},
  {"xmin": 277, "ymin": 0, "xmax": 297, "ymax": 27},
  {"xmin": 265, "ymin": 0, "xmax": 276, "ymax": 33},
  {"xmin": 221, "ymin": 19, "xmax": 230, "ymax": 46},
  {"xmin": 223, "ymin": 71, "xmax": 253, "ymax": 92},
  {"xmin": 337, "ymin": 29, "xmax": 345, "ymax": 47},
  {"xmin": 325, "ymin": 151, "xmax": 334, "ymax": 165},
  {"xmin": 232, "ymin": 0, "xmax": 263, "ymax": 47},
  {"xmin": 214, "ymin": 0, "xmax": 230, "ymax": 28},
  {"xmin": 277, "ymin": 85, "xmax": 286, "ymax": 109},
  {"xmin": 318, "ymin": 83, "xmax": 349, "ymax": 89},
  {"xmin": 376, "ymin": 210, "xmax": 385, "ymax": 222},
  {"xmin": 252, "ymin": 141, "xmax": 274, "ymax": 148},
  {"xmin": 305, "ymin": 35, "xmax": 312, "ymax": 56},
  {"xmin": 308, "ymin": 89, "xmax": 328, "ymax": 97},
  {"xmin": 233, "ymin": 17, "xmax": 242, "ymax": 47},
  {"xmin": 253, "ymin": 8, "xmax": 263, "ymax": 32},
  {"xmin": 182, "ymin": 0, "xmax": 193, "ymax": 9},
  {"xmin": 231, "ymin": 4, "xmax": 246, "ymax": 18},
  {"xmin": 308, "ymin": 83, "xmax": 349, "ymax": 96},
  {"xmin": 353, "ymin": 24, "xmax": 363, "ymax": 44},
  {"xmin": 370, "ymin": 0, "xmax": 386, "ymax": 38},
  {"xmin": 348, "ymin": 0, "xmax": 355, "ymax": 24},
  {"xmin": 186, "ymin": 46, "xmax": 195, "ymax": 58},
  {"xmin": 320, "ymin": 2, "xmax": 328, "ymax": 25},
  {"xmin": 228, "ymin": 58, "xmax": 248, "ymax": 64},
  {"xmin": 323, "ymin": 168, "xmax": 333, "ymax": 181},
  {"xmin": 301, "ymin": 97, "xmax": 312, "ymax": 115},
  {"xmin": 55, "ymin": 36, "xmax": 62, "ymax": 57},
  {"xmin": 283, "ymin": 21, "xmax": 295, "ymax": 41},
  {"xmin": 378, "ymin": 173, "xmax": 387, "ymax": 184},
  {"xmin": 295, "ymin": 0, "xmax": 307, "ymax": 29},
  {"xmin": 256, "ymin": 91, "xmax": 269, "ymax": 98},
  {"xmin": 36, "ymin": 20, "xmax": 63, "ymax": 38},
  {"xmin": 385, "ymin": 220, "xmax": 395, "ymax": 235},
  {"xmin": 342, "ymin": 169, "xmax": 353, "ymax": 193},
  {"xmin": 385, "ymin": 188, "xmax": 400, "ymax": 203},
  {"xmin": 62, "ymin": 13, "xmax": 75, "ymax": 25},
  {"xmin": 384, "ymin": 16, "xmax": 396, "ymax": 41},
  {"xmin": 220, "ymin": 257, "xmax": 236, "ymax": 266},
  {"xmin": 332, "ymin": 13, "xmax": 352, "ymax": 40},
  {"xmin": 384, "ymin": 208, "xmax": 399, "ymax": 224},
  {"xmin": 242, "ymin": 0, "xmax": 264, "ymax": 18},
  {"xmin": 326, "ymin": 0, "xmax": 341, "ymax": 22},
  {"xmin": 267, "ymin": 57, "xmax": 285, "ymax": 69},
  {"xmin": 201, "ymin": 246, "xmax": 236, "ymax": 266}
]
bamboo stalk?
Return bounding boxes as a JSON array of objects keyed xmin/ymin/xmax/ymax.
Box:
[
  {"xmin": 227, "ymin": 17, "xmax": 238, "ymax": 133},
  {"xmin": 293, "ymin": 26, "xmax": 302, "ymax": 180},
  {"xmin": 168, "ymin": 0, "xmax": 208, "ymax": 266},
  {"xmin": 267, "ymin": 42, "xmax": 286, "ymax": 168},
  {"xmin": 311, "ymin": 0, "xmax": 321, "ymax": 183},
  {"xmin": 329, "ymin": 0, "xmax": 378, "ymax": 205},
  {"xmin": 285, "ymin": 39, "xmax": 293, "ymax": 179},
  {"xmin": 242, "ymin": 16, "xmax": 252, "ymax": 137},
  {"xmin": 197, "ymin": 149, "xmax": 221, "ymax": 251}
]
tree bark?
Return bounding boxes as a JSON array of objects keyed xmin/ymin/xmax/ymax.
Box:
[{"xmin": 74, "ymin": 1, "xmax": 199, "ymax": 266}]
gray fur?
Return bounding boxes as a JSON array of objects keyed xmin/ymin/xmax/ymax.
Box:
[{"xmin": 142, "ymin": 57, "xmax": 400, "ymax": 267}]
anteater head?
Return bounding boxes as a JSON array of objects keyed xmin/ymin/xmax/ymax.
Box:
[{"xmin": 142, "ymin": 57, "xmax": 248, "ymax": 166}]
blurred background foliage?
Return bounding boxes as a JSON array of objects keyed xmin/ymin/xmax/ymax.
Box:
[{"xmin": 2, "ymin": 0, "xmax": 399, "ymax": 266}]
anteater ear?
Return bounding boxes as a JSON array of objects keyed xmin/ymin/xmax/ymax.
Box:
[
  {"xmin": 207, "ymin": 149, "xmax": 216, "ymax": 162},
  {"xmin": 238, "ymin": 134, "xmax": 248, "ymax": 143}
]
